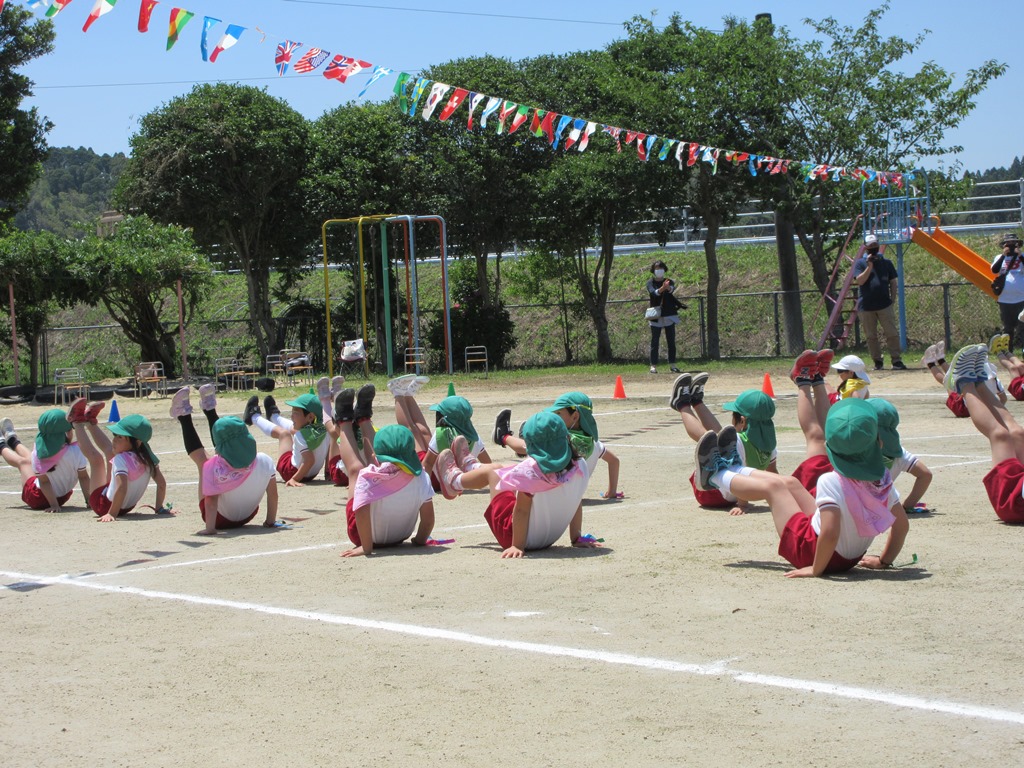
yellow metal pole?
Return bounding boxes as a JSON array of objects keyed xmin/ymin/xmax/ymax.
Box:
[{"xmin": 321, "ymin": 220, "xmax": 333, "ymax": 377}]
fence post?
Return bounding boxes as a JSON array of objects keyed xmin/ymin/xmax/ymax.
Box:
[
  {"xmin": 942, "ymin": 283, "xmax": 952, "ymax": 352},
  {"xmin": 773, "ymin": 292, "xmax": 781, "ymax": 356},
  {"xmin": 698, "ymin": 296, "xmax": 707, "ymax": 358}
]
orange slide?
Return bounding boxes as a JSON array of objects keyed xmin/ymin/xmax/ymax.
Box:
[{"xmin": 910, "ymin": 227, "xmax": 996, "ymax": 299}]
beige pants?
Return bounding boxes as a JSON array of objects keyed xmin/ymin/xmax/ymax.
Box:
[{"xmin": 859, "ymin": 303, "xmax": 902, "ymax": 363}]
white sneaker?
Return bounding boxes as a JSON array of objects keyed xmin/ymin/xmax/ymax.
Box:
[
  {"xmin": 330, "ymin": 376, "xmax": 345, "ymax": 397},
  {"xmin": 935, "ymin": 340, "xmax": 946, "ymax": 362},
  {"xmin": 408, "ymin": 375, "xmax": 430, "ymax": 396},
  {"xmin": 315, "ymin": 376, "xmax": 331, "ymax": 401},
  {"xmin": 198, "ymin": 383, "xmax": 217, "ymax": 412},
  {"xmin": 0, "ymin": 417, "xmax": 15, "ymax": 442},
  {"xmin": 169, "ymin": 387, "xmax": 192, "ymax": 418},
  {"xmin": 921, "ymin": 344, "xmax": 938, "ymax": 367},
  {"xmin": 386, "ymin": 374, "xmax": 417, "ymax": 397}
]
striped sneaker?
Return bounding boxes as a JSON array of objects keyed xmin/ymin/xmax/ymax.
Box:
[
  {"xmin": 690, "ymin": 372, "xmax": 710, "ymax": 404},
  {"xmin": 694, "ymin": 430, "xmax": 721, "ymax": 492},
  {"xmin": 944, "ymin": 345, "xmax": 982, "ymax": 394},
  {"xmin": 790, "ymin": 350, "xmax": 818, "ymax": 385},
  {"xmin": 989, "ymin": 333, "xmax": 1011, "ymax": 358},
  {"xmin": 669, "ymin": 373, "xmax": 692, "ymax": 411},
  {"xmin": 717, "ymin": 426, "xmax": 741, "ymax": 468}
]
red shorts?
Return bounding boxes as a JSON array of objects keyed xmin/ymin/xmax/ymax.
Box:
[
  {"xmin": 89, "ymin": 485, "xmax": 135, "ymax": 517},
  {"xmin": 21, "ymin": 479, "xmax": 74, "ymax": 511},
  {"xmin": 827, "ymin": 391, "xmax": 840, "ymax": 406},
  {"xmin": 945, "ymin": 392, "xmax": 969, "ymax": 418},
  {"xmin": 417, "ymin": 450, "xmax": 442, "ymax": 493},
  {"xmin": 328, "ymin": 455, "xmax": 349, "ymax": 487},
  {"xmin": 1009, "ymin": 376, "xmax": 1024, "ymax": 402},
  {"xmin": 778, "ymin": 513, "xmax": 863, "ymax": 573},
  {"xmin": 484, "ymin": 490, "xmax": 517, "ymax": 550},
  {"xmin": 688, "ymin": 471, "xmax": 732, "ymax": 509},
  {"xmin": 982, "ymin": 458, "xmax": 1024, "ymax": 523},
  {"xmin": 199, "ymin": 497, "xmax": 259, "ymax": 530},
  {"xmin": 791, "ymin": 454, "xmax": 833, "ymax": 496},
  {"xmin": 344, "ymin": 497, "xmax": 403, "ymax": 548}
]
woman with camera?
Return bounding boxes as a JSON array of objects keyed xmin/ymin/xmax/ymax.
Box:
[
  {"xmin": 991, "ymin": 233, "xmax": 1024, "ymax": 349},
  {"xmin": 646, "ymin": 260, "xmax": 683, "ymax": 374}
]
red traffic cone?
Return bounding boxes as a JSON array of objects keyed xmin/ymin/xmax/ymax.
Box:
[
  {"xmin": 762, "ymin": 373, "xmax": 775, "ymax": 398},
  {"xmin": 613, "ymin": 375, "xmax": 627, "ymax": 400}
]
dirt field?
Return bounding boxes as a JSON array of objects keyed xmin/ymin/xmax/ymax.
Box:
[{"xmin": 2, "ymin": 365, "xmax": 1023, "ymax": 766}]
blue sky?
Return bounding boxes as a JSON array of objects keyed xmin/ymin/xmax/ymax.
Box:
[{"xmin": 13, "ymin": 0, "xmax": 1023, "ymax": 173}]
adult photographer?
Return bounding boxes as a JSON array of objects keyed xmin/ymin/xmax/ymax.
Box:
[
  {"xmin": 991, "ymin": 232, "xmax": 1024, "ymax": 348},
  {"xmin": 646, "ymin": 260, "xmax": 683, "ymax": 374},
  {"xmin": 852, "ymin": 234, "xmax": 906, "ymax": 371}
]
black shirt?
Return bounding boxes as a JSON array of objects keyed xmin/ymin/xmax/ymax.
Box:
[{"xmin": 853, "ymin": 255, "xmax": 897, "ymax": 312}]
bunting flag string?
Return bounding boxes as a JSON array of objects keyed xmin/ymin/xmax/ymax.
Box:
[
  {"xmin": 81, "ymin": 0, "xmax": 116, "ymax": 32},
  {"xmin": 137, "ymin": 0, "xmax": 157, "ymax": 32},
  {"xmin": 209, "ymin": 24, "xmax": 245, "ymax": 63},
  {"xmin": 23, "ymin": 0, "xmax": 911, "ymax": 187}
]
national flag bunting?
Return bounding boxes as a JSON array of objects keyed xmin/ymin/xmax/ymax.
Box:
[
  {"xmin": 200, "ymin": 16, "xmax": 220, "ymax": 62},
  {"xmin": 466, "ymin": 92, "xmax": 485, "ymax": 129},
  {"xmin": 438, "ymin": 88, "xmax": 469, "ymax": 122},
  {"xmin": 323, "ymin": 55, "xmax": 372, "ymax": 84},
  {"xmin": 82, "ymin": 0, "xmax": 116, "ymax": 32},
  {"xmin": 275, "ymin": 40, "xmax": 301, "ymax": 76},
  {"xmin": 166, "ymin": 7, "xmax": 194, "ymax": 51},
  {"xmin": 479, "ymin": 96, "xmax": 501, "ymax": 129},
  {"xmin": 210, "ymin": 24, "xmax": 245, "ymax": 62},
  {"xmin": 138, "ymin": 0, "xmax": 158, "ymax": 32},
  {"xmin": 496, "ymin": 101, "xmax": 517, "ymax": 134},
  {"xmin": 293, "ymin": 47, "xmax": 329, "ymax": 73},
  {"xmin": 356, "ymin": 66, "xmax": 391, "ymax": 98},
  {"xmin": 45, "ymin": 0, "xmax": 74, "ymax": 17},
  {"xmin": 508, "ymin": 104, "xmax": 530, "ymax": 134},
  {"xmin": 422, "ymin": 83, "xmax": 451, "ymax": 121}
]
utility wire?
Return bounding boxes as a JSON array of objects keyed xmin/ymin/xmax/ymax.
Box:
[{"xmin": 279, "ymin": 0, "xmax": 622, "ymax": 27}]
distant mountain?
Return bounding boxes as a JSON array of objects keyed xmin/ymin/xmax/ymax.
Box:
[
  {"xmin": 14, "ymin": 146, "xmax": 128, "ymax": 238},
  {"xmin": 966, "ymin": 156, "xmax": 1022, "ymax": 183}
]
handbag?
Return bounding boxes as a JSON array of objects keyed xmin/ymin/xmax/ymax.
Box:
[{"xmin": 645, "ymin": 306, "xmax": 662, "ymax": 320}]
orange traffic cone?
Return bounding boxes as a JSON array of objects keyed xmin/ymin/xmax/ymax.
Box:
[
  {"xmin": 762, "ymin": 373, "xmax": 775, "ymax": 398},
  {"xmin": 613, "ymin": 375, "xmax": 627, "ymax": 400}
]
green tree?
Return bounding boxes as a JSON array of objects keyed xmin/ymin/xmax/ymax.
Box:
[
  {"xmin": 74, "ymin": 215, "xmax": 212, "ymax": 376},
  {"xmin": 115, "ymin": 84, "xmax": 311, "ymax": 358},
  {"xmin": 15, "ymin": 147, "xmax": 128, "ymax": 237},
  {"xmin": 0, "ymin": 229, "xmax": 73, "ymax": 386},
  {"xmin": 0, "ymin": 7, "xmax": 55, "ymax": 223}
]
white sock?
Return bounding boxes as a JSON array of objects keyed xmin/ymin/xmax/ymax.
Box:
[
  {"xmin": 271, "ymin": 414, "xmax": 293, "ymax": 430},
  {"xmin": 713, "ymin": 466, "xmax": 754, "ymax": 494},
  {"xmin": 253, "ymin": 415, "xmax": 276, "ymax": 437},
  {"xmin": 320, "ymin": 397, "xmax": 334, "ymax": 421},
  {"xmin": 452, "ymin": 473, "xmax": 465, "ymax": 491}
]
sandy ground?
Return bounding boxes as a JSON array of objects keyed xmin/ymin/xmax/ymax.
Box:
[{"xmin": 2, "ymin": 364, "xmax": 1024, "ymax": 767}]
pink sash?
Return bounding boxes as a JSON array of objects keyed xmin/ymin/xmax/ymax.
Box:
[
  {"xmin": 353, "ymin": 462, "xmax": 415, "ymax": 509},
  {"xmin": 839, "ymin": 471, "xmax": 896, "ymax": 537},
  {"xmin": 32, "ymin": 446, "xmax": 68, "ymax": 474},
  {"xmin": 202, "ymin": 455, "xmax": 256, "ymax": 495},
  {"xmin": 495, "ymin": 458, "xmax": 583, "ymax": 495}
]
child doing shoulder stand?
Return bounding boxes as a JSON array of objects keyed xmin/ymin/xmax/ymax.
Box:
[
  {"xmin": 493, "ymin": 391, "xmax": 621, "ymax": 500},
  {"xmin": 324, "ymin": 385, "xmax": 436, "ymax": 557},
  {"xmin": 438, "ymin": 411, "xmax": 600, "ymax": 558},
  {"xmin": 170, "ymin": 387, "xmax": 278, "ymax": 535},
  {"xmin": 1, "ymin": 408, "xmax": 90, "ymax": 513},
  {"xmin": 67, "ymin": 398, "xmax": 168, "ymax": 522},
  {"xmin": 694, "ymin": 397, "xmax": 909, "ymax": 577}
]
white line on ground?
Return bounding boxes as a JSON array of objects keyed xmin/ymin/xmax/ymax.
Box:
[
  {"xmin": 75, "ymin": 543, "xmax": 340, "ymax": 579},
  {"xmin": 2, "ymin": 569, "xmax": 1022, "ymax": 726}
]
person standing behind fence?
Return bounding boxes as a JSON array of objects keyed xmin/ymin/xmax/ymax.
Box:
[
  {"xmin": 990, "ymin": 233, "xmax": 1024, "ymax": 350},
  {"xmin": 646, "ymin": 260, "xmax": 683, "ymax": 374},
  {"xmin": 852, "ymin": 234, "xmax": 906, "ymax": 371}
]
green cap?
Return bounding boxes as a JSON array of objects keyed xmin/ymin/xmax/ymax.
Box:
[
  {"xmin": 548, "ymin": 391, "xmax": 598, "ymax": 440},
  {"xmin": 868, "ymin": 398, "xmax": 903, "ymax": 459},
  {"xmin": 35, "ymin": 409, "xmax": 72, "ymax": 459},
  {"xmin": 825, "ymin": 399, "xmax": 885, "ymax": 481},
  {"xmin": 212, "ymin": 416, "xmax": 257, "ymax": 469},
  {"xmin": 428, "ymin": 396, "xmax": 479, "ymax": 444},
  {"xmin": 285, "ymin": 393, "xmax": 323, "ymax": 422},
  {"xmin": 373, "ymin": 424, "xmax": 423, "ymax": 476},
  {"xmin": 109, "ymin": 414, "xmax": 160, "ymax": 466},
  {"xmin": 522, "ymin": 411, "xmax": 572, "ymax": 474},
  {"xmin": 721, "ymin": 389, "xmax": 776, "ymax": 453}
]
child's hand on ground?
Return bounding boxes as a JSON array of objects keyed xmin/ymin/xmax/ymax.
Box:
[
  {"xmin": 501, "ymin": 546, "xmax": 524, "ymax": 559},
  {"xmin": 572, "ymin": 537, "xmax": 602, "ymax": 549},
  {"xmin": 196, "ymin": 528, "xmax": 222, "ymax": 536},
  {"xmin": 857, "ymin": 554, "xmax": 890, "ymax": 570},
  {"xmin": 341, "ymin": 546, "xmax": 366, "ymax": 557},
  {"xmin": 784, "ymin": 566, "xmax": 817, "ymax": 578},
  {"xmin": 97, "ymin": 513, "xmax": 116, "ymax": 523},
  {"xmin": 285, "ymin": 478, "xmax": 305, "ymax": 488},
  {"xmin": 728, "ymin": 505, "xmax": 746, "ymax": 516}
]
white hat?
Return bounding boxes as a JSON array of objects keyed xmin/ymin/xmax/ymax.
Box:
[
  {"xmin": 864, "ymin": 233, "xmax": 879, "ymax": 246},
  {"xmin": 832, "ymin": 354, "xmax": 871, "ymax": 384}
]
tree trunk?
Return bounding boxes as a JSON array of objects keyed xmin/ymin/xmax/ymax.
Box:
[
  {"xmin": 774, "ymin": 204, "xmax": 806, "ymax": 354},
  {"xmin": 703, "ymin": 212, "xmax": 722, "ymax": 360},
  {"xmin": 475, "ymin": 252, "xmax": 491, "ymax": 304},
  {"xmin": 241, "ymin": 260, "xmax": 275, "ymax": 360},
  {"xmin": 27, "ymin": 333, "xmax": 40, "ymax": 388}
]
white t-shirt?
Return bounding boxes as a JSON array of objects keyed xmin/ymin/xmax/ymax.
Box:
[
  {"xmin": 886, "ymin": 448, "xmax": 918, "ymax": 482},
  {"xmin": 105, "ymin": 453, "xmax": 152, "ymax": 509},
  {"xmin": 813, "ymin": 472, "xmax": 900, "ymax": 559},
  {"xmin": 31, "ymin": 445, "xmax": 87, "ymax": 497},
  {"xmin": 584, "ymin": 439, "xmax": 606, "ymax": 476},
  {"xmin": 217, "ymin": 453, "xmax": 276, "ymax": 522},
  {"xmin": 291, "ymin": 430, "xmax": 330, "ymax": 478},
  {"xmin": 992, "ymin": 252, "xmax": 1024, "ymax": 304},
  {"xmin": 362, "ymin": 471, "xmax": 434, "ymax": 546},
  {"xmin": 524, "ymin": 459, "xmax": 594, "ymax": 551}
]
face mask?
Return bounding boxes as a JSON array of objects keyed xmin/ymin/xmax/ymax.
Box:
[{"xmin": 653, "ymin": 269, "xmax": 666, "ymax": 279}]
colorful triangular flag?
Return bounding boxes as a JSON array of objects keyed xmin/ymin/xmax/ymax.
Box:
[
  {"xmin": 294, "ymin": 47, "xmax": 330, "ymax": 73},
  {"xmin": 466, "ymin": 92, "xmax": 485, "ymax": 129},
  {"xmin": 496, "ymin": 100, "xmax": 517, "ymax": 134},
  {"xmin": 166, "ymin": 8, "xmax": 194, "ymax": 51},
  {"xmin": 82, "ymin": 0, "xmax": 117, "ymax": 32},
  {"xmin": 46, "ymin": 0, "xmax": 74, "ymax": 17},
  {"xmin": 577, "ymin": 121, "xmax": 597, "ymax": 152},
  {"xmin": 210, "ymin": 24, "xmax": 245, "ymax": 62},
  {"xmin": 275, "ymin": 40, "xmax": 301, "ymax": 76},
  {"xmin": 422, "ymin": 83, "xmax": 451, "ymax": 120},
  {"xmin": 323, "ymin": 55, "xmax": 372, "ymax": 83},
  {"xmin": 438, "ymin": 88, "xmax": 469, "ymax": 122},
  {"xmin": 564, "ymin": 118, "xmax": 586, "ymax": 150},
  {"xmin": 508, "ymin": 104, "xmax": 530, "ymax": 135},
  {"xmin": 138, "ymin": 0, "xmax": 158, "ymax": 32},
  {"xmin": 200, "ymin": 16, "xmax": 220, "ymax": 62},
  {"xmin": 479, "ymin": 96, "xmax": 501, "ymax": 129},
  {"xmin": 407, "ymin": 78, "xmax": 430, "ymax": 116},
  {"xmin": 552, "ymin": 115, "xmax": 572, "ymax": 149},
  {"xmin": 357, "ymin": 65, "xmax": 391, "ymax": 98}
]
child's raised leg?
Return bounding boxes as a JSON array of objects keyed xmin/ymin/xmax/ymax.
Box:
[
  {"xmin": 72, "ymin": 421, "xmax": 110, "ymax": 489},
  {"xmin": 0, "ymin": 418, "xmax": 35, "ymax": 485},
  {"xmin": 961, "ymin": 380, "xmax": 1024, "ymax": 464},
  {"xmin": 248, "ymin": 395, "xmax": 294, "ymax": 455}
]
